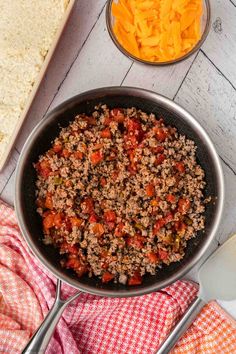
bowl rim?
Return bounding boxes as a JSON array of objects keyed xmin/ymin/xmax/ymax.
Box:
[
  {"xmin": 106, "ymin": 0, "xmax": 211, "ymax": 66},
  {"xmin": 15, "ymin": 86, "xmax": 224, "ymax": 297}
]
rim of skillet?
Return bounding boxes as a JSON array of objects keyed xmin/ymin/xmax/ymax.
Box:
[{"xmin": 15, "ymin": 86, "xmax": 225, "ymax": 298}]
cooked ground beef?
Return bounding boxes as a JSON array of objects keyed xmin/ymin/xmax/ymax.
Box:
[{"xmin": 34, "ymin": 105, "xmax": 207, "ymax": 286}]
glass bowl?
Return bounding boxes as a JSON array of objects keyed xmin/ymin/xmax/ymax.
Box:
[{"xmin": 106, "ymin": 0, "xmax": 211, "ymax": 66}]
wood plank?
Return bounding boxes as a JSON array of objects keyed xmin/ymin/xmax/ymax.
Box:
[
  {"xmin": 15, "ymin": 0, "xmax": 107, "ymax": 152},
  {"xmin": 0, "ymin": 149, "xmax": 19, "ymax": 195},
  {"xmin": 175, "ymin": 51, "xmax": 236, "ymax": 171},
  {"xmin": 202, "ymin": 0, "xmax": 236, "ymax": 87},
  {"xmin": 0, "ymin": 169, "xmax": 15, "ymax": 207},
  {"xmin": 123, "ymin": 55, "xmax": 196, "ymax": 99},
  {"xmin": 50, "ymin": 8, "xmax": 132, "ymax": 110}
]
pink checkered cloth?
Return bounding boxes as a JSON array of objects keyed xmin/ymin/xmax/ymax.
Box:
[{"xmin": 0, "ymin": 200, "xmax": 236, "ymax": 354}]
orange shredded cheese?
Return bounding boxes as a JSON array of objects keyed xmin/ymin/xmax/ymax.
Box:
[{"xmin": 112, "ymin": 0, "xmax": 203, "ymax": 62}]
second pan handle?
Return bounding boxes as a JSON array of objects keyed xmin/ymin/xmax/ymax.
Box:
[
  {"xmin": 156, "ymin": 297, "xmax": 205, "ymax": 354},
  {"xmin": 22, "ymin": 279, "xmax": 82, "ymax": 354}
]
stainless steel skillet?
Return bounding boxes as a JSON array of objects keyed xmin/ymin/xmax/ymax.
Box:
[{"xmin": 15, "ymin": 87, "xmax": 224, "ymax": 352}]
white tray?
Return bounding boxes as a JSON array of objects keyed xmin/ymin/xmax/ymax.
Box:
[{"xmin": 0, "ymin": 0, "xmax": 76, "ymax": 171}]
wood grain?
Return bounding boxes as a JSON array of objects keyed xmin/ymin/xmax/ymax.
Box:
[
  {"xmin": 123, "ymin": 55, "xmax": 196, "ymax": 99},
  {"xmin": 175, "ymin": 51, "xmax": 236, "ymax": 172},
  {"xmin": 51, "ymin": 8, "xmax": 132, "ymax": 110},
  {"xmin": 202, "ymin": 0, "xmax": 236, "ymax": 88}
]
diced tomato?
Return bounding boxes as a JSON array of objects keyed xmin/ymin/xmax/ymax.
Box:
[
  {"xmin": 92, "ymin": 223, "xmax": 105, "ymax": 237},
  {"xmin": 43, "ymin": 213, "xmax": 55, "ymax": 230},
  {"xmin": 100, "ymin": 177, "xmax": 107, "ymax": 187},
  {"xmin": 74, "ymin": 151, "xmax": 83, "ymax": 159},
  {"xmin": 126, "ymin": 118, "xmax": 144, "ymax": 143},
  {"xmin": 174, "ymin": 220, "xmax": 181, "ymax": 231},
  {"xmin": 81, "ymin": 197, "xmax": 94, "ymax": 214},
  {"xmin": 151, "ymin": 198, "xmax": 159, "ymax": 207},
  {"xmin": 151, "ymin": 146, "xmax": 164, "ymax": 154},
  {"xmin": 153, "ymin": 218, "xmax": 165, "ymax": 235},
  {"xmin": 174, "ymin": 220, "xmax": 187, "ymax": 232},
  {"xmin": 90, "ymin": 150, "xmax": 103, "ymax": 165},
  {"xmin": 65, "ymin": 218, "xmax": 72, "ymax": 232},
  {"xmin": 84, "ymin": 116, "xmax": 97, "ymax": 126},
  {"xmin": 40, "ymin": 160, "xmax": 50, "ymax": 170},
  {"xmin": 178, "ymin": 198, "xmax": 191, "ymax": 214},
  {"xmin": 110, "ymin": 108, "xmax": 125, "ymax": 123},
  {"xmin": 100, "ymin": 250, "xmax": 108, "ymax": 258},
  {"xmin": 54, "ymin": 213, "xmax": 64, "ymax": 228},
  {"xmin": 154, "ymin": 128, "xmax": 167, "ymax": 142},
  {"xmin": 45, "ymin": 193, "xmax": 53, "ymax": 209},
  {"xmin": 66, "ymin": 256, "xmax": 88, "ymax": 277},
  {"xmin": 111, "ymin": 108, "xmax": 121, "ymax": 116},
  {"xmin": 89, "ymin": 214, "xmax": 98, "ymax": 223},
  {"xmin": 114, "ymin": 222, "xmax": 125, "ymax": 237},
  {"xmin": 37, "ymin": 160, "xmax": 51, "ymax": 179},
  {"xmin": 126, "ymin": 234, "xmax": 145, "ymax": 249},
  {"xmin": 155, "ymin": 154, "xmax": 166, "ymax": 165},
  {"xmin": 147, "ymin": 252, "xmax": 159, "ymax": 263},
  {"xmin": 101, "ymin": 262, "xmax": 109, "ymax": 270},
  {"xmin": 70, "ymin": 217, "xmax": 83, "ymax": 228},
  {"xmin": 128, "ymin": 149, "xmax": 135, "ymax": 162},
  {"xmin": 164, "ymin": 212, "xmax": 173, "ymax": 224},
  {"xmin": 60, "ymin": 242, "xmax": 78, "ymax": 255},
  {"xmin": 127, "ymin": 149, "xmax": 137, "ymax": 173},
  {"xmin": 100, "ymin": 252, "xmax": 113, "ymax": 269},
  {"xmin": 128, "ymin": 165, "xmax": 137, "ymax": 175},
  {"xmin": 102, "ymin": 271, "xmax": 115, "ymax": 283},
  {"xmin": 124, "ymin": 134, "xmax": 138, "ymax": 149},
  {"xmin": 167, "ymin": 194, "xmax": 176, "ymax": 203},
  {"xmin": 53, "ymin": 141, "xmax": 63, "ymax": 153},
  {"xmin": 175, "ymin": 162, "xmax": 185, "ymax": 173},
  {"xmin": 36, "ymin": 198, "xmax": 45, "ymax": 208},
  {"xmin": 108, "ymin": 222, "xmax": 116, "ymax": 231},
  {"xmin": 100, "ymin": 128, "xmax": 111, "ymax": 138},
  {"xmin": 128, "ymin": 272, "xmax": 142, "ymax": 286},
  {"xmin": 127, "ymin": 118, "xmax": 141, "ymax": 132},
  {"xmin": 62, "ymin": 149, "xmax": 71, "ymax": 158},
  {"xmin": 103, "ymin": 117, "xmax": 112, "ymax": 126},
  {"xmin": 146, "ymin": 183, "xmax": 155, "ymax": 197},
  {"xmin": 159, "ymin": 249, "xmax": 168, "ymax": 260},
  {"xmin": 112, "ymin": 170, "xmax": 119, "ymax": 180},
  {"xmin": 65, "ymin": 179, "xmax": 72, "ymax": 187},
  {"xmin": 104, "ymin": 210, "xmax": 116, "ymax": 223}
]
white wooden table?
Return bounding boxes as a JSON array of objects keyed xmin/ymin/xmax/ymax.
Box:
[{"xmin": 1, "ymin": 0, "xmax": 236, "ymax": 316}]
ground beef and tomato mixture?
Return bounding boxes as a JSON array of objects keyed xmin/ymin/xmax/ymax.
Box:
[{"xmin": 35, "ymin": 105, "xmax": 206, "ymax": 286}]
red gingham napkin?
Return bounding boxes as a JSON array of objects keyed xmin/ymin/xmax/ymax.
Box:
[{"xmin": 0, "ymin": 199, "xmax": 236, "ymax": 354}]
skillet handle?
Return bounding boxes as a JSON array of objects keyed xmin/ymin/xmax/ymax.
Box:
[
  {"xmin": 22, "ymin": 279, "xmax": 82, "ymax": 354},
  {"xmin": 156, "ymin": 297, "xmax": 205, "ymax": 354}
]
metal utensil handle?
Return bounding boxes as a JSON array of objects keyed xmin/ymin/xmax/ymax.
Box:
[
  {"xmin": 156, "ymin": 297, "xmax": 205, "ymax": 354},
  {"xmin": 22, "ymin": 279, "xmax": 82, "ymax": 354}
]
